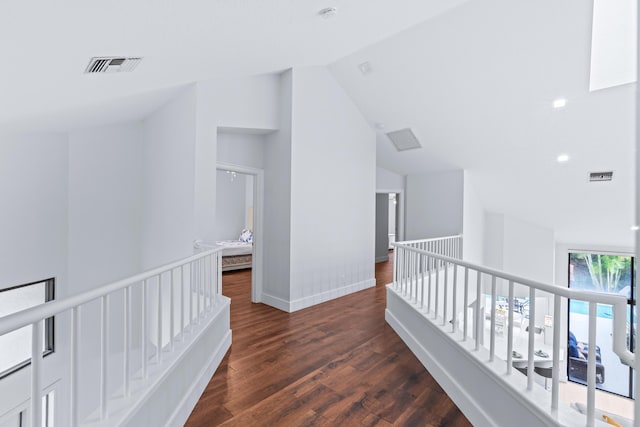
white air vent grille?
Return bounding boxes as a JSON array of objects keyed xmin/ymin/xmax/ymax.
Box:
[
  {"xmin": 85, "ymin": 57, "xmax": 142, "ymax": 74},
  {"xmin": 386, "ymin": 128, "xmax": 422, "ymax": 151},
  {"xmin": 589, "ymin": 171, "xmax": 613, "ymax": 182}
]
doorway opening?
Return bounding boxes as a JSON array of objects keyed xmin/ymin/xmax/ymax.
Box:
[
  {"xmin": 375, "ymin": 190, "xmax": 404, "ymax": 263},
  {"xmin": 216, "ymin": 162, "xmax": 264, "ymax": 303}
]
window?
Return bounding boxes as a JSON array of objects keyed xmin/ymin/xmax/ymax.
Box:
[
  {"xmin": 568, "ymin": 253, "xmax": 636, "ymax": 398},
  {"xmin": 0, "ymin": 278, "xmax": 55, "ymax": 379}
]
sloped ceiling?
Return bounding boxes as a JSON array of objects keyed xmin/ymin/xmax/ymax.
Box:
[
  {"xmin": 0, "ymin": 0, "xmax": 467, "ymax": 128},
  {"xmin": 330, "ymin": 0, "xmax": 636, "ymax": 246}
]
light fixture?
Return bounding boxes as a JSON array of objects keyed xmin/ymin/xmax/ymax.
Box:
[
  {"xmin": 556, "ymin": 154, "xmax": 570, "ymax": 163},
  {"xmin": 318, "ymin": 7, "xmax": 337, "ymax": 19},
  {"xmin": 631, "ymin": 225, "xmax": 639, "ymax": 231},
  {"xmin": 358, "ymin": 62, "xmax": 373, "ymax": 75},
  {"xmin": 552, "ymin": 98, "xmax": 567, "ymax": 109}
]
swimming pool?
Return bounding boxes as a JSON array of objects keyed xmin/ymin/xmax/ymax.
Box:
[{"xmin": 569, "ymin": 299, "xmax": 621, "ymax": 319}]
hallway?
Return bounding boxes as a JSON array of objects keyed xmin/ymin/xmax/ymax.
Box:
[{"xmin": 185, "ymin": 254, "xmax": 470, "ymax": 426}]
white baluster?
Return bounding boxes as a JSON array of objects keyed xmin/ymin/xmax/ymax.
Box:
[
  {"xmin": 527, "ymin": 288, "xmax": 536, "ymax": 390},
  {"xmin": 420, "ymin": 254, "xmax": 425, "ymax": 309},
  {"xmin": 551, "ymin": 294, "xmax": 561, "ymax": 409},
  {"xmin": 124, "ymin": 286, "xmax": 131, "ymax": 397},
  {"xmin": 70, "ymin": 306, "xmax": 80, "ymax": 426},
  {"xmin": 435, "ymin": 258, "xmax": 440, "ymax": 320},
  {"xmin": 452, "ymin": 264, "xmax": 457, "ymax": 333},
  {"xmin": 100, "ymin": 295, "xmax": 109, "ymax": 419},
  {"xmin": 31, "ymin": 320, "xmax": 43, "ymax": 427},
  {"xmin": 463, "ymin": 268, "xmax": 469, "ymax": 341},
  {"xmin": 427, "ymin": 256, "xmax": 432, "ymax": 313},
  {"xmin": 170, "ymin": 269, "xmax": 175, "ymax": 352},
  {"xmin": 180, "ymin": 266, "xmax": 185, "ymax": 340},
  {"xmin": 475, "ymin": 271, "xmax": 482, "ymax": 351},
  {"xmin": 587, "ymin": 302, "xmax": 597, "ymax": 427},
  {"xmin": 507, "ymin": 281, "xmax": 514, "ymax": 375},
  {"xmin": 157, "ymin": 275, "xmax": 163, "ymax": 362},
  {"xmin": 489, "ymin": 276, "xmax": 496, "ymax": 362},
  {"xmin": 142, "ymin": 279, "xmax": 148, "ymax": 379},
  {"xmin": 443, "ymin": 262, "xmax": 448, "ymax": 326}
]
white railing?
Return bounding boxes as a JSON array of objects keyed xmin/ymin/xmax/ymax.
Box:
[
  {"xmin": 0, "ymin": 247, "xmax": 223, "ymax": 427},
  {"xmin": 391, "ymin": 236, "xmax": 635, "ymax": 427}
]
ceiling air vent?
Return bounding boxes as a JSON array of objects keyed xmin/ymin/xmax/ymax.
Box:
[
  {"xmin": 589, "ymin": 171, "xmax": 613, "ymax": 182},
  {"xmin": 386, "ymin": 128, "xmax": 422, "ymax": 152},
  {"xmin": 84, "ymin": 57, "xmax": 142, "ymax": 74}
]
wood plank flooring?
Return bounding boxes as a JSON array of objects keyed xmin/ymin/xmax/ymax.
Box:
[{"xmin": 185, "ymin": 253, "xmax": 471, "ymax": 426}]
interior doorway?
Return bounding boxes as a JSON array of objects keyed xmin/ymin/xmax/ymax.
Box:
[
  {"xmin": 375, "ymin": 190, "xmax": 404, "ymax": 263},
  {"xmin": 216, "ymin": 162, "xmax": 264, "ymax": 303}
]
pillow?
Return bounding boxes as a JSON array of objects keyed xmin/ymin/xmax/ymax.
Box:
[{"xmin": 239, "ymin": 229, "xmax": 253, "ymax": 243}]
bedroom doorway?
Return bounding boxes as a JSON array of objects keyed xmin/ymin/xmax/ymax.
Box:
[
  {"xmin": 216, "ymin": 162, "xmax": 264, "ymax": 303},
  {"xmin": 375, "ymin": 190, "xmax": 404, "ymax": 263}
]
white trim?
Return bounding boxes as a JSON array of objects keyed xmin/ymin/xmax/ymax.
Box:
[
  {"xmin": 216, "ymin": 161, "xmax": 265, "ymax": 303},
  {"xmin": 385, "ymin": 288, "xmax": 578, "ymax": 427},
  {"xmin": 261, "ymin": 293, "xmax": 292, "ymax": 312},
  {"xmin": 165, "ymin": 330, "xmax": 232, "ymax": 427},
  {"xmin": 289, "ymin": 278, "xmax": 376, "ymax": 312},
  {"xmin": 262, "ymin": 278, "xmax": 377, "ymax": 313}
]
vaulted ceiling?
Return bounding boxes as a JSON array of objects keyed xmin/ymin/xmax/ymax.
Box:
[{"xmin": 1, "ymin": 0, "xmax": 636, "ymax": 247}]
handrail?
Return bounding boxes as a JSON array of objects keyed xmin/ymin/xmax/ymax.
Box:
[
  {"xmin": 398, "ymin": 234, "xmax": 463, "ymax": 245},
  {"xmin": 0, "ymin": 247, "xmax": 223, "ymax": 338},
  {"xmin": 392, "ymin": 242, "xmax": 634, "ymax": 367},
  {"xmin": 0, "ymin": 246, "xmax": 225, "ymax": 427}
]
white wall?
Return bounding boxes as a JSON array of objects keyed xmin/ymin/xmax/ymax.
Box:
[
  {"xmin": 376, "ymin": 166, "xmax": 404, "ymax": 190},
  {"xmin": 405, "ymin": 170, "xmax": 464, "ymax": 240},
  {"xmin": 288, "ymin": 66, "xmax": 376, "ymax": 308},
  {"xmin": 0, "ymin": 132, "xmax": 70, "ymax": 425},
  {"xmin": 462, "ymin": 171, "xmax": 485, "ymax": 263},
  {"xmin": 484, "ymin": 212, "xmax": 555, "ymax": 283},
  {"xmin": 263, "ymin": 71, "xmax": 293, "ymax": 303},
  {"xmin": 215, "ymin": 171, "xmax": 247, "ymax": 241},
  {"xmin": 0, "ymin": 133, "xmax": 68, "ymax": 294},
  {"xmin": 142, "ymin": 87, "xmax": 197, "ymax": 269},
  {"xmin": 67, "ymin": 123, "xmax": 144, "ymax": 295},
  {"xmin": 217, "ymin": 132, "xmax": 266, "ymax": 170}
]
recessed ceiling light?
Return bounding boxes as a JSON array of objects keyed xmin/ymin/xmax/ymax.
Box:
[
  {"xmin": 552, "ymin": 98, "xmax": 567, "ymax": 109},
  {"xmin": 318, "ymin": 7, "xmax": 337, "ymax": 19},
  {"xmin": 631, "ymin": 225, "xmax": 639, "ymax": 231},
  {"xmin": 358, "ymin": 62, "xmax": 373, "ymax": 75},
  {"xmin": 557, "ymin": 154, "xmax": 570, "ymax": 163},
  {"xmin": 374, "ymin": 122, "xmax": 385, "ymax": 130}
]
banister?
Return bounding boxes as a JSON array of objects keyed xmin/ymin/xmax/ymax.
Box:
[
  {"xmin": 0, "ymin": 247, "xmax": 223, "ymax": 337},
  {"xmin": 392, "ymin": 241, "xmax": 635, "ymax": 371}
]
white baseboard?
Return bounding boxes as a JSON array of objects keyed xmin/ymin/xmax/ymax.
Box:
[
  {"xmin": 166, "ymin": 330, "xmax": 232, "ymax": 427},
  {"xmin": 262, "ymin": 279, "xmax": 376, "ymax": 313},
  {"xmin": 375, "ymin": 255, "xmax": 390, "ymax": 263},
  {"xmin": 261, "ymin": 292, "xmax": 292, "ymax": 312},
  {"xmin": 290, "ymin": 278, "xmax": 376, "ymax": 312}
]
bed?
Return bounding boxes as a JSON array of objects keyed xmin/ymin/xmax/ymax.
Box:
[{"xmin": 217, "ymin": 230, "xmax": 253, "ymax": 271}]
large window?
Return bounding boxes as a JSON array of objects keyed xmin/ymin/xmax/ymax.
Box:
[
  {"xmin": 0, "ymin": 278, "xmax": 55, "ymax": 379},
  {"xmin": 568, "ymin": 252, "xmax": 635, "ymax": 398}
]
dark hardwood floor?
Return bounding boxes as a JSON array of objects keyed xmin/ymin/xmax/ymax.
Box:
[{"xmin": 185, "ymin": 252, "xmax": 471, "ymax": 426}]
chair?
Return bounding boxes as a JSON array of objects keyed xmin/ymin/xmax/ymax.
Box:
[{"xmin": 568, "ymin": 343, "xmax": 605, "ymax": 384}]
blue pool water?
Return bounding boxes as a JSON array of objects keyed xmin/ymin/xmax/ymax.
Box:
[{"xmin": 569, "ymin": 300, "xmax": 613, "ymax": 319}]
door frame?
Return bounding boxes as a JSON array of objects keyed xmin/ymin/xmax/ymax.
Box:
[
  {"xmin": 217, "ymin": 161, "xmax": 264, "ymax": 303},
  {"xmin": 376, "ymin": 189, "xmax": 405, "ymax": 243}
]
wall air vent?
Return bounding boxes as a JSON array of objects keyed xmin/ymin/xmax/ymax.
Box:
[
  {"xmin": 386, "ymin": 128, "xmax": 422, "ymax": 151},
  {"xmin": 589, "ymin": 171, "xmax": 613, "ymax": 182},
  {"xmin": 84, "ymin": 57, "xmax": 142, "ymax": 74}
]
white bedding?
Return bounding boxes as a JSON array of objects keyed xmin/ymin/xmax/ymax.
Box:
[{"xmin": 216, "ymin": 240, "xmax": 253, "ymax": 256}]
